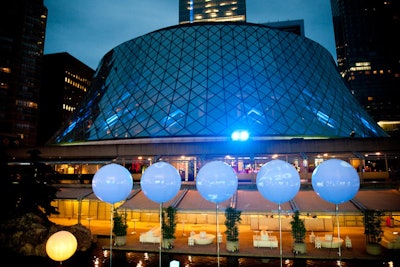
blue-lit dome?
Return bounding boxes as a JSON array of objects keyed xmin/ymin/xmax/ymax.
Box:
[{"xmin": 52, "ymin": 22, "xmax": 387, "ymax": 144}]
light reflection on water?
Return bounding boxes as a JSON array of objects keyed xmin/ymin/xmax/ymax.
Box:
[
  {"xmin": 4, "ymin": 243, "xmax": 397, "ymax": 267},
  {"xmin": 90, "ymin": 247, "xmax": 397, "ymax": 267}
]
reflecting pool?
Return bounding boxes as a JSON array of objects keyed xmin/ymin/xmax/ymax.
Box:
[{"xmin": 3, "ymin": 244, "xmax": 398, "ymax": 267}]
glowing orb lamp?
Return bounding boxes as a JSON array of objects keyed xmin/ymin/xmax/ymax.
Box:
[
  {"xmin": 196, "ymin": 161, "xmax": 238, "ymax": 203},
  {"xmin": 141, "ymin": 162, "xmax": 182, "ymax": 203},
  {"xmin": 256, "ymin": 159, "xmax": 300, "ymax": 204},
  {"xmin": 312, "ymin": 158, "xmax": 360, "ymax": 204},
  {"xmin": 46, "ymin": 230, "xmax": 77, "ymax": 262},
  {"xmin": 92, "ymin": 163, "xmax": 133, "ymax": 204}
]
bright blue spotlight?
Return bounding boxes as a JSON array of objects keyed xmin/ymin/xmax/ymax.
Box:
[
  {"xmin": 239, "ymin": 131, "xmax": 249, "ymax": 140},
  {"xmin": 231, "ymin": 130, "xmax": 249, "ymax": 141},
  {"xmin": 231, "ymin": 132, "xmax": 240, "ymax": 140}
]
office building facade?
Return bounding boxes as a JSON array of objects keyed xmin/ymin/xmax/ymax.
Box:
[
  {"xmin": 0, "ymin": 0, "xmax": 47, "ymax": 146},
  {"xmin": 179, "ymin": 0, "xmax": 246, "ymax": 24},
  {"xmin": 330, "ymin": 0, "xmax": 400, "ymax": 136},
  {"xmin": 38, "ymin": 53, "xmax": 94, "ymax": 145}
]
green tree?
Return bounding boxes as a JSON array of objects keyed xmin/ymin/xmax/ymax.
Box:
[
  {"xmin": 162, "ymin": 206, "xmax": 178, "ymax": 239},
  {"xmin": 290, "ymin": 210, "xmax": 306, "ymax": 243},
  {"xmin": 363, "ymin": 209, "xmax": 383, "ymax": 244},
  {"xmin": 113, "ymin": 210, "xmax": 128, "ymax": 236},
  {"xmin": 0, "ymin": 149, "xmax": 59, "ymax": 222},
  {"xmin": 224, "ymin": 207, "xmax": 242, "ymax": 242}
]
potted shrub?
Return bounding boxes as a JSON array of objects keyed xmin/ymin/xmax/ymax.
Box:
[
  {"xmin": 290, "ymin": 210, "xmax": 306, "ymax": 254},
  {"xmin": 363, "ymin": 209, "xmax": 384, "ymax": 255},
  {"xmin": 161, "ymin": 206, "xmax": 177, "ymax": 249},
  {"xmin": 224, "ymin": 206, "xmax": 242, "ymax": 252},
  {"xmin": 113, "ymin": 210, "xmax": 128, "ymax": 246}
]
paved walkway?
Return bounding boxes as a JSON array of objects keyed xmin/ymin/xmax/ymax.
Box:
[{"xmin": 50, "ymin": 218, "xmax": 399, "ymax": 262}]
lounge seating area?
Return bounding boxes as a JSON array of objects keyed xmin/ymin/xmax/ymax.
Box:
[
  {"xmin": 380, "ymin": 230, "xmax": 400, "ymax": 249},
  {"xmin": 139, "ymin": 227, "xmax": 161, "ymax": 243},
  {"xmin": 253, "ymin": 230, "xmax": 278, "ymax": 248}
]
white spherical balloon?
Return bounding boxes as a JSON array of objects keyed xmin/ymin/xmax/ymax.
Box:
[
  {"xmin": 196, "ymin": 161, "xmax": 238, "ymax": 203},
  {"xmin": 141, "ymin": 162, "xmax": 182, "ymax": 203},
  {"xmin": 92, "ymin": 163, "xmax": 133, "ymax": 204},
  {"xmin": 312, "ymin": 159, "xmax": 360, "ymax": 204},
  {"xmin": 256, "ymin": 159, "xmax": 300, "ymax": 204}
]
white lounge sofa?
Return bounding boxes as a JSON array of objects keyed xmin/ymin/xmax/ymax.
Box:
[
  {"xmin": 380, "ymin": 230, "xmax": 400, "ymax": 249},
  {"xmin": 253, "ymin": 230, "xmax": 278, "ymax": 248},
  {"xmin": 140, "ymin": 227, "xmax": 161, "ymax": 243}
]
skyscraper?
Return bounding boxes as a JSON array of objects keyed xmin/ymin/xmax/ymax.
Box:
[
  {"xmin": 331, "ymin": 0, "xmax": 400, "ymax": 136},
  {"xmin": 38, "ymin": 53, "xmax": 94, "ymax": 145},
  {"xmin": 0, "ymin": 0, "xmax": 47, "ymax": 146},
  {"xmin": 179, "ymin": 0, "xmax": 246, "ymax": 24}
]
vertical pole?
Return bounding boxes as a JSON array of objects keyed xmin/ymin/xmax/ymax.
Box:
[
  {"xmin": 110, "ymin": 204, "xmax": 113, "ymax": 267},
  {"xmin": 384, "ymin": 154, "xmax": 389, "ymax": 179},
  {"xmin": 279, "ymin": 203, "xmax": 283, "ymax": 267},
  {"xmin": 77, "ymin": 197, "xmax": 83, "ymax": 224},
  {"xmin": 159, "ymin": 203, "xmax": 162, "ymax": 267},
  {"xmin": 216, "ymin": 203, "xmax": 220, "ymax": 267},
  {"xmin": 336, "ymin": 204, "xmax": 342, "ymax": 261}
]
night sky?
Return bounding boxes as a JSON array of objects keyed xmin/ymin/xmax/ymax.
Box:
[{"xmin": 44, "ymin": 0, "xmax": 336, "ymax": 70}]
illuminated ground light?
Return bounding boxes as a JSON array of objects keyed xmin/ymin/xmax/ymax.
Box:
[{"xmin": 231, "ymin": 130, "xmax": 249, "ymax": 141}]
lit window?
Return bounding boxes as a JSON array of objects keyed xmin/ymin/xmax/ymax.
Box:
[
  {"xmin": 0, "ymin": 82, "xmax": 8, "ymax": 89},
  {"xmin": 1, "ymin": 67, "xmax": 11, "ymax": 73},
  {"xmin": 16, "ymin": 100, "xmax": 38, "ymax": 109}
]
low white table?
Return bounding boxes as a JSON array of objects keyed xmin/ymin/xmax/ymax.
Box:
[{"xmin": 192, "ymin": 233, "xmax": 215, "ymax": 245}]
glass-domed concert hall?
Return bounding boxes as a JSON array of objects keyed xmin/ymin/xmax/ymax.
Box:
[{"xmin": 52, "ymin": 22, "xmax": 387, "ymax": 144}]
